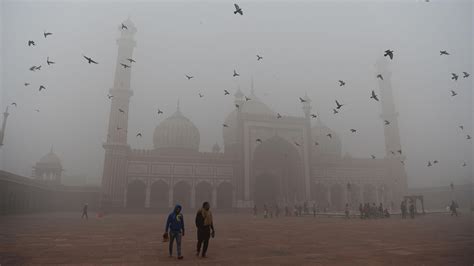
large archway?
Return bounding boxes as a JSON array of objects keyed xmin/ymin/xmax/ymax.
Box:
[
  {"xmin": 173, "ymin": 181, "xmax": 191, "ymax": 209},
  {"xmin": 217, "ymin": 182, "xmax": 233, "ymax": 209},
  {"xmin": 127, "ymin": 180, "xmax": 146, "ymax": 208},
  {"xmin": 330, "ymin": 184, "xmax": 344, "ymax": 211},
  {"xmin": 150, "ymin": 180, "xmax": 168, "ymax": 209},
  {"xmin": 195, "ymin": 182, "xmax": 213, "ymax": 208},
  {"xmin": 252, "ymin": 136, "xmax": 303, "ymax": 206}
]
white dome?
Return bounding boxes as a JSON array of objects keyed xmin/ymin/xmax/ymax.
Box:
[
  {"xmin": 153, "ymin": 108, "xmax": 200, "ymax": 151},
  {"xmin": 38, "ymin": 150, "xmax": 62, "ymax": 168}
]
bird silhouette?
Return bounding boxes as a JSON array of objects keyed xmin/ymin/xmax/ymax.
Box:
[
  {"xmin": 327, "ymin": 133, "xmax": 332, "ymax": 139},
  {"xmin": 83, "ymin": 55, "xmax": 98, "ymax": 64},
  {"xmin": 117, "ymin": 127, "xmax": 122, "ymax": 130},
  {"xmin": 35, "ymin": 109, "xmax": 40, "ymax": 112},
  {"xmin": 235, "ymin": 104, "xmax": 240, "ymax": 109},
  {"xmin": 277, "ymin": 113, "xmax": 282, "ymax": 119},
  {"xmin": 333, "ymin": 108, "xmax": 339, "ymax": 114},
  {"xmin": 256, "ymin": 138, "xmax": 262, "ymax": 143},
  {"xmin": 44, "ymin": 31, "xmax": 53, "ymax": 38},
  {"xmin": 311, "ymin": 114, "xmax": 317, "ymax": 118},
  {"xmin": 459, "ymin": 125, "xmax": 464, "ymax": 130},
  {"xmin": 245, "ymin": 96, "xmax": 251, "ymax": 101},
  {"xmin": 335, "ymin": 100, "xmax": 343, "ymax": 109},
  {"xmin": 440, "ymin": 50, "xmax": 449, "ymax": 56},
  {"xmin": 47, "ymin": 57, "xmax": 55, "ymax": 65},
  {"xmin": 118, "ymin": 108, "xmax": 125, "ymax": 113},
  {"xmin": 11, "ymin": 102, "xmax": 17, "ymax": 107},
  {"xmin": 39, "ymin": 85, "xmax": 46, "ymax": 91},
  {"xmin": 371, "ymin": 155, "xmax": 376, "ymax": 159},
  {"xmin": 384, "ymin": 120, "xmax": 390, "ymax": 125},
  {"xmin": 370, "ymin": 90, "xmax": 379, "ymax": 101},
  {"xmin": 391, "ymin": 151, "xmax": 395, "ymax": 155},
  {"xmin": 398, "ymin": 149, "xmax": 402, "ymax": 154},
  {"xmin": 234, "ymin": 3, "xmax": 243, "ymax": 15},
  {"xmin": 120, "ymin": 63, "xmax": 131, "ymax": 69},
  {"xmin": 136, "ymin": 133, "xmax": 142, "ymax": 137},
  {"xmin": 223, "ymin": 124, "xmax": 229, "ymax": 128},
  {"xmin": 35, "ymin": 65, "xmax": 42, "ymax": 71},
  {"xmin": 463, "ymin": 72, "xmax": 470, "ymax": 78},
  {"xmin": 462, "ymin": 162, "xmax": 467, "ymax": 167},
  {"xmin": 384, "ymin": 49, "xmax": 394, "ymax": 60},
  {"xmin": 376, "ymin": 74, "xmax": 384, "ymax": 80},
  {"xmin": 350, "ymin": 129, "xmax": 357, "ymax": 133},
  {"xmin": 256, "ymin": 55, "xmax": 263, "ymax": 61},
  {"xmin": 29, "ymin": 66, "xmax": 37, "ymax": 71},
  {"xmin": 121, "ymin": 23, "xmax": 128, "ymax": 30},
  {"xmin": 467, "ymin": 135, "xmax": 471, "ymax": 140},
  {"xmin": 233, "ymin": 69, "xmax": 240, "ymax": 77},
  {"xmin": 401, "ymin": 160, "xmax": 405, "ymax": 165},
  {"xmin": 315, "ymin": 141, "xmax": 319, "ymax": 146},
  {"xmin": 338, "ymin": 80, "xmax": 345, "ymax": 86},
  {"xmin": 24, "ymin": 82, "xmax": 30, "ymax": 86},
  {"xmin": 427, "ymin": 161, "xmax": 432, "ymax": 167},
  {"xmin": 199, "ymin": 93, "xmax": 204, "ymax": 98},
  {"xmin": 127, "ymin": 58, "xmax": 136, "ymax": 63},
  {"xmin": 299, "ymin": 97, "xmax": 307, "ymax": 103},
  {"xmin": 433, "ymin": 160, "xmax": 438, "ymax": 164},
  {"xmin": 450, "ymin": 90, "xmax": 457, "ymax": 97},
  {"xmin": 451, "ymin": 73, "xmax": 458, "ymax": 81},
  {"xmin": 28, "ymin": 40, "xmax": 35, "ymax": 46},
  {"xmin": 107, "ymin": 94, "xmax": 114, "ymax": 99},
  {"xmin": 294, "ymin": 141, "xmax": 300, "ymax": 146},
  {"xmin": 224, "ymin": 90, "xmax": 230, "ymax": 95},
  {"xmin": 157, "ymin": 109, "xmax": 163, "ymax": 115}
]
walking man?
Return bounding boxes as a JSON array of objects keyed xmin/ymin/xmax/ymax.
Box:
[
  {"xmin": 195, "ymin": 202, "xmax": 215, "ymax": 258},
  {"xmin": 401, "ymin": 201, "xmax": 407, "ymax": 219},
  {"xmin": 81, "ymin": 203, "xmax": 88, "ymax": 220},
  {"xmin": 450, "ymin": 200, "xmax": 458, "ymax": 216},
  {"xmin": 165, "ymin": 204, "xmax": 185, "ymax": 260}
]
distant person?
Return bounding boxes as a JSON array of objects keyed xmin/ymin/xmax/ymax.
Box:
[
  {"xmin": 312, "ymin": 203, "xmax": 316, "ymax": 217},
  {"xmin": 409, "ymin": 202, "xmax": 415, "ymax": 219},
  {"xmin": 450, "ymin": 200, "xmax": 458, "ymax": 216},
  {"xmin": 345, "ymin": 203, "xmax": 350, "ymax": 219},
  {"xmin": 81, "ymin": 203, "xmax": 88, "ymax": 220},
  {"xmin": 400, "ymin": 201, "xmax": 407, "ymax": 219},
  {"xmin": 275, "ymin": 204, "xmax": 280, "ymax": 217},
  {"xmin": 165, "ymin": 204, "xmax": 185, "ymax": 260},
  {"xmin": 263, "ymin": 204, "xmax": 268, "ymax": 218},
  {"xmin": 383, "ymin": 208, "xmax": 390, "ymax": 218},
  {"xmin": 195, "ymin": 202, "xmax": 215, "ymax": 258},
  {"xmin": 253, "ymin": 204, "xmax": 257, "ymax": 218},
  {"xmin": 269, "ymin": 205, "xmax": 274, "ymax": 218},
  {"xmin": 285, "ymin": 205, "xmax": 289, "ymax": 216},
  {"xmin": 378, "ymin": 203, "xmax": 383, "ymax": 218}
]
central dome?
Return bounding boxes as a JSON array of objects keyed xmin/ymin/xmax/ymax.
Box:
[{"xmin": 153, "ymin": 106, "xmax": 200, "ymax": 151}]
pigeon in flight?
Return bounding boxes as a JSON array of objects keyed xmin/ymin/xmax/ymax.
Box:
[
  {"xmin": 440, "ymin": 50, "xmax": 449, "ymax": 56},
  {"xmin": 384, "ymin": 120, "xmax": 390, "ymax": 125},
  {"xmin": 314, "ymin": 141, "xmax": 319, "ymax": 146},
  {"xmin": 326, "ymin": 133, "xmax": 332, "ymax": 139},
  {"xmin": 29, "ymin": 66, "xmax": 37, "ymax": 71},
  {"xmin": 333, "ymin": 108, "xmax": 339, "ymax": 114},
  {"xmin": 311, "ymin": 114, "xmax": 317, "ymax": 118},
  {"xmin": 384, "ymin": 49, "xmax": 394, "ymax": 60},
  {"xmin": 223, "ymin": 124, "xmax": 229, "ymax": 128},
  {"xmin": 256, "ymin": 138, "xmax": 262, "ymax": 143},
  {"xmin": 299, "ymin": 97, "xmax": 307, "ymax": 103},
  {"xmin": 233, "ymin": 69, "xmax": 240, "ymax": 77},
  {"xmin": 463, "ymin": 72, "xmax": 470, "ymax": 78},
  {"xmin": 376, "ymin": 74, "xmax": 384, "ymax": 80},
  {"xmin": 224, "ymin": 90, "xmax": 230, "ymax": 95},
  {"xmin": 256, "ymin": 55, "xmax": 263, "ymax": 61},
  {"xmin": 107, "ymin": 94, "xmax": 114, "ymax": 99},
  {"xmin": 39, "ymin": 85, "xmax": 46, "ymax": 91},
  {"xmin": 35, "ymin": 109, "xmax": 40, "ymax": 112},
  {"xmin": 350, "ymin": 129, "xmax": 357, "ymax": 133},
  {"xmin": 294, "ymin": 141, "xmax": 301, "ymax": 146},
  {"xmin": 185, "ymin": 75, "xmax": 194, "ymax": 80},
  {"xmin": 118, "ymin": 108, "xmax": 125, "ymax": 113},
  {"xmin": 462, "ymin": 162, "xmax": 467, "ymax": 167},
  {"xmin": 467, "ymin": 135, "xmax": 472, "ymax": 140},
  {"xmin": 450, "ymin": 90, "xmax": 457, "ymax": 97},
  {"xmin": 35, "ymin": 65, "xmax": 42, "ymax": 71},
  {"xmin": 28, "ymin": 40, "xmax": 35, "ymax": 46},
  {"xmin": 47, "ymin": 57, "xmax": 55, "ymax": 65},
  {"xmin": 83, "ymin": 55, "xmax": 98, "ymax": 64},
  {"xmin": 235, "ymin": 104, "xmax": 240, "ymax": 109},
  {"xmin": 121, "ymin": 23, "xmax": 128, "ymax": 30},
  {"xmin": 245, "ymin": 96, "xmax": 251, "ymax": 101},
  {"xmin": 370, "ymin": 90, "xmax": 379, "ymax": 101},
  {"xmin": 44, "ymin": 31, "xmax": 53, "ymax": 38},
  {"xmin": 401, "ymin": 160, "xmax": 405, "ymax": 165},
  {"xmin": 117, "ymin": 127, "xmax": 122, "ymax": 130},
  {"xmin": 433, "ymin": 160, "xmax": 438, "ymax": 164},
  {"xmin": 371, "ymin": 155, "xmax": 376, "ymax": 159},
  {"xmin": 427, "ymin": 161, "xmax": 432, "ymax": 167},
  {"xmin": 338, "ymin": 80, "xmax": 345, "ymax": 86},
  {"xmin": 198, "ymin": 93, "xmax": 204, "ymax": 98},
  {"xmin": 136, "ymin": 133, "xmax": 142, "ymax": 137},
  {"xmin": 277, "ymin": 113, "xmax": 282, "ymax": 119},
  {"xmin": 120, "ymin": 63, "xmax": 131, "ymax": 69},
  {"xmin": 398, "ymin": 149, "xmax": 402, "ymax": 154},
  {"xmin": 459, "ymin": 125, "xmax": 464, "ymax": 130},
  {"xmin": 10, "ymin": 102, "xmax": 17, "ymax": 107},
  {"xmin": 451, "ymin": 73, "xmax": 458, "ymax": 81},
  {"xmin": 24, "ymin": 82, "xmax": 30, "ymax": 86},
  {"xmin": 157, "ymin": 109, "xmax": 163, "ymax": 115},
  {"xmin": 335, "ymin": 100, "xmax": 343, "ymax": 109},
  {"xmin": 234, "ymin": 3, "xmax": 243, "ymax": 15},
  {"xmin": 127, "ymin": 58, "xmax": 136, "ymax": 63},
  {"xmin": 391, "ymin": 151, "xmax": 396, "ymax": 155}
]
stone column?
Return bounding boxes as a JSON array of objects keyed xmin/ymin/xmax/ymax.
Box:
[
  {"xmin": 191, "ymin": 183, "xmax": 196, "ymax": 209},
  {"xmin": 212, "ymin": 186, "xmax": 217, "ymax": 209},
  {"xmin": 145, "ymin": 182, "xmax": 151, "ymax": 208}
]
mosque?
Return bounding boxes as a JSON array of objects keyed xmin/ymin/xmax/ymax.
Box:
[{"xmin": 100, "ymin": 19, "xmax": 408, "ymax": 211}]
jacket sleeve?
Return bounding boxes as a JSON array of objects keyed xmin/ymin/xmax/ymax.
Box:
[{"xmin": 195, "ymin": 211, "xmax": 203, "ymax": 228}]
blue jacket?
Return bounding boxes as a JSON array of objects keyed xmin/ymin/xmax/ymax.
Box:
[{"xmin": 165, "ymin": 205, "xmax": 185, "ymax": 233}]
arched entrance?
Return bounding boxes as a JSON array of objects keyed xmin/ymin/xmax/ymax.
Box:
[
  {"xmin": 173, "ymin": 181, "xmax": 191, "ymax": 209},
  {"xmin": 363, "ymin": 184, "xmax": 376, "ymax": 204},
  {"xmin": 217, "ymin": 182, "xmax": 233, "ymax": 209},
  {"xmin": 252, "ymin": 136, "xmax": 303, "ymax": 206},
  {"xmin": 330, "ymin": 184, "xmax": 344, "ymax": 211},
  {"xmin": 127, "ymin": 180, "xmax": 146, "ymax": 208},
  {"xmin": 150, "ymin": 180, "xmax": 168, "ymax": 209},
  {"xmin": 196, "ymin": 182, "xmax": 213, "ymax": 207}
]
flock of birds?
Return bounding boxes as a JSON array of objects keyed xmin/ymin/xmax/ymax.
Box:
[{"xmin": 7, "ymin": 3, "xmax": 472, "ymax": 172}]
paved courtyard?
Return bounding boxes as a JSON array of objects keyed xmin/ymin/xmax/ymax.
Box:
[{"xmin": 0, "ymin": 211, "xmax": 472, "ymax": 265}]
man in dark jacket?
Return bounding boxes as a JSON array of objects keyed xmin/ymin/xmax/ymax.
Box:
[
  {"xmin": 195, "ymin": 202, "xmax": 215, "ymax": 258},
  {"xmin": 165, "ymin": 204, "xmax": 185, "ymax": 259}
]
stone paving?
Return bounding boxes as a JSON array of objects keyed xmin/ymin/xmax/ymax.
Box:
[{"xmin": 0, "ymin": 211, "xmax": 472, "ymax": 265}]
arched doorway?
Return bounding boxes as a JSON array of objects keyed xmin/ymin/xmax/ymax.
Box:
[
  {"xmin": 252, "ymin": 136, "xmax": 303, "ymax": 206},
  {"xmin": 196, "ymin": 182, "xmax": 213, "ymax": 208},
  {"xmin": 363, "ymin": 184, "xmax": 376, "ymax": 204},
  {"xmin": 150, "ymin": 180, "xmax": 168, "ymax": 209},
  {"xmin": 127, "ymin": 180, "xmax": 146, "ymax": 208},
  {"xmin": 173, "ymin": 181, "xmax": 191, "ymax": 209},
  {"xmin": 330, "ymin": 184, "xmax": 344, "ymax": 211},
  {"xmin": 311, "ymin": 183, "xmax": 327, "ymax": 206},
  {"xmin": 217, "ymin": 182, "xmax": 233, "ymax": 209}
]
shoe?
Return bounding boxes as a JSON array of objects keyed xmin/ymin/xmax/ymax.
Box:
[{"xmin": 178, "ymin": 256, "xmax": 184, "ymax": 260}]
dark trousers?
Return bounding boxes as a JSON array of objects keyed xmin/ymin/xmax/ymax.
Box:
[
  {"xmin": 197, "ymin": 228, "xmax": 210, "ymax": 256},
  {"xmin": 82, "ymin": 211, "xmax": 88, "ymax": 219}
]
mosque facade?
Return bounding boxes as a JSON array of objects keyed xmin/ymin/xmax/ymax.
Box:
[{"xmin": 101, "ymin": 19, "xmax": 408, "ymax": 211}]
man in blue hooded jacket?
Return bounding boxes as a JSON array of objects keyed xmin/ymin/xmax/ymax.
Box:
[{"xmin": 165, "ymin": 204, "xmax": 185, "ymax": 259}]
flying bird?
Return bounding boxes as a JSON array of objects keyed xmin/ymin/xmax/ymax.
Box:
[
  {"xmin": 157, "ymin": 109, "xmax": 163, "ymax": 115},
  {"xmin": 326, "ymin": 133, "xmax": 332, "ymax": 139},
  {"xmin": 198, "ymin": 93, "xmax": 204, "ymax": 98},
  {"xmin": 233, "ymin": 69, "xmax": 240, "ymax": 77},
  {"xmin": 47, "ymin": 57, "xmax": 55, "ymax": 65},
  {"xmin": 121, "ymin": 23, "xmax": 128, "ymax": 30},
  {"xmin": 463, "ymin": 72, "xmax": 470, "ymax": 78},
  {"xmin": 376, "ymin": 74, "xmax": 384, "ymax": 80},
  {"xmin": 185, "ymin": 75, "xmax": 194, "ymax": 80},
  {"xmin": 370, "ymin": 90, "xmax": 379, "ymax": 101},
  {"xmin": 28, "ymin": 40, "xmax": 35, "ymax": 46},
  {"xmin": 245, "ymin": 96, "xmax": 251, "ymax": 101},
  {"xmin": 277, "ymin": 113, "xmax": 282, "ymax": 119},
  {"xmin": 433, "ymin": 160, "xmax": 439, "ymax": 164},
  {"xmin": 338, "ymin": 80, "xmax": 345, "ymax": 86},
  {"xmin": 384, "ymin": 120, "xmax": 390, "ymax": 125},
  {"xmin": 311, "ymin": 114, "xmax": 317, "ymax": 118},
  {"xmin": 10, "ymin": 102, "xmax": 17, "ymax": 107},
  {"xmin": 427, "ymin": 161, "xmax": 432, "ymax": 167},
  {"xmin": 299, "ymin": 97, "xmax": 307, "ymax": 103},
  {"xmin": 39, "ymin": 85, "xmax": 46, "ymax": 91},
  {"xmin": 24, "ymin": 82, "xmax": 30, "ymax": 86},
  {"xmin": 35, "ymin": 109, "xmax": 40, "ymax": 112},
  {"xmin": 294, "ymin": 141, "xmax": 301, "ymax": 146},
  {"xmin": 234, "ymin": 3, "xmax": 243, "ymax": 15},
  {"xmin": 315, "ymin": 141, "xmax": 319, "ymax": 146},
  {"xmin": 35, "ymin": 65, "xmax": 42, "ymax": 71},
  {"xmin": 335, "ymin": 100, "xmax": 343, "ymax": 109},
  {"xmin": 384, "ymin": 49, "xmax": 394, "ymax": 60},
  {"xmin": 224, "ymin": 90, "xmax": 230, "ymax": 95},
  {"xmin": 127, "ymin": 58, "xmax": 136, "ymax": 63},
  {"xmin": 256, "ymin": 138, "xmax": 262, "ymax": 143},
  {"xmin": 120, "ymin": 63, "xmax": 131, "ymax": 69},
  {"xmin": 235, "ymin": 104, "xmax": 240, "ymax": 109},
  {"xmin": 83, "ymin": 55, "xmax": 98, "ymax": 64},
  {"xmin": 333, "ymin": 108, "xmax": 339, "ymax": 114},
  {"xmin": 451, "ymin": 73, "xmax": 458, "ymax": 81},
  {"xmin": 462, "ymin": 162, "xmax": 467, "ymax": 167},
  {"xmin": 256, "ymin": 55, "xmax": 263, "ymax": 61},
  {"xmin": 467, "ymin": 135, "xmax": 472, "ymax": 140},
  {"xmin": 371, "ymin": 155, "xmax": 376, "ymax": 159},
  {"xmin": 440, "ymin": 50, "xmax": 449, "ymax": 56},
  {"xmin": 398, "ymin": 149, "xmax": 402, "ymax": 154},
  {"xmin": 223, "ymin": 124, "xmax": 229, "ymax": 128},
  {"xmin": 459, "ymin": 125, "xmax": 464, "ymax": 130},
  {"xmin": 350, "ymin": 129, "xmax": 357, "ymax": 133},
  {"xmin": 136, "ymin": 133, "xmax": 142, "ymax": 137},
  {"xmin": 391, "ymin": 151, "xmax": 395, "ymax": 155},
  {"xmin": 107, "ymin": 94, "xmax": 114, "ymax": 99},
  {"xmin": 116, "ymin": 127, "xmax": 122, "ymax": 130},
  {"xmin": 118, "ymin": 108, "xmax": 125, "ymax": 113},
  {"xmin": 450, "ymin": 90, "xmax": 457, "ymax": 97},
  {"xmin": 44, "ymin": 31, "xmax": 53, "ymax": 38},
  {"xmin": 29, "ymin": 66, "xmax": 37, "ymax": 71}
]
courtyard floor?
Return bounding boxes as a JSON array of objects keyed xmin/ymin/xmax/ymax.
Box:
[{"xmin": 0, "ymin": 211, "xmax": 472, "ymax": 265}]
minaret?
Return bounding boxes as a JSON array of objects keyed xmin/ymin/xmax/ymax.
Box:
[
  {"xmin": 0, "ymin": 106, "xmax": 9, "ymax": 146},
  {"xmin": 101, "ymin": 18, "xmax": 137, "ymax": 209},
  {"xmin": 301, "ymin": 93, "xmax": 312, "ymax": 201},
  {"xmin": 376, "ymin": 57, "xmax": 407, "ymax": 202}
]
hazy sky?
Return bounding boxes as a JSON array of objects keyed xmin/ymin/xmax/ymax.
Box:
[{"xmin": 0, "ymin": 0, "xmax": 472, "ymax": 188}]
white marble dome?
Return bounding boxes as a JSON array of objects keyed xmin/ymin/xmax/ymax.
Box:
[
  {"xmin": 38, "ymin": 150, "xmax": 62, "ymax": 168},
  {"xmin": 153, "ymin": 107, "xmax": 200, "ymax": 151}
]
